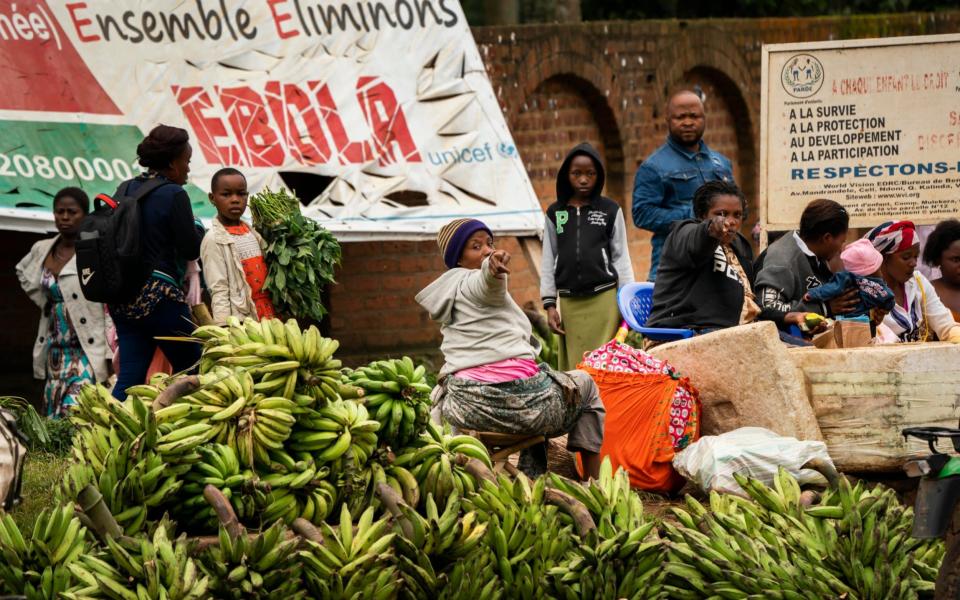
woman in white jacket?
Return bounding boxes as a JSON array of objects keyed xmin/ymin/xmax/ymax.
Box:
[
  {"xmin": 865, "ymin": 220, "xmax": 960, "ymax": 343},
  {"xmin": 16, "ymin": 188, "xmax": 113, "ymax": 417}
]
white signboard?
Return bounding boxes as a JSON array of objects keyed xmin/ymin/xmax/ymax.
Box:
[
  {"xmin": 760, "ymin": 34, "xmax": 960, "ymax": 231},
  {"xmin": 0, "ymin": 1, "xmax": 542, "ymax": 239}
]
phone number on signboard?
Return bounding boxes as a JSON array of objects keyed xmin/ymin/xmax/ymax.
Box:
[{"xmin": 0, "ymin": 153, "xmax": 138, "ymax": 182}]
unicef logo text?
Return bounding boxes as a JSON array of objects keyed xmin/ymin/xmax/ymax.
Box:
[
  {"xmin": 426, "ymin": 142, "xmax": 518, "ymax": 166},
  {"xmin": 782, "ymin": 54, "xmax": 824, "ymax": 99}
]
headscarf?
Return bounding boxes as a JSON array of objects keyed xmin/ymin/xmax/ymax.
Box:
[
  {"xmin": 865, "ymin": 220, "xmax": 917, "ymax": 255},
  {"xmin": 437, "ymin": 218, "xmax": 492, "ymax": 269}
]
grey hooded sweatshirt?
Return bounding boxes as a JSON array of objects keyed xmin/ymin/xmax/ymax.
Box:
[{"xmin": 415, "ymin": 257, "xmax": 539, "ymax": 379}]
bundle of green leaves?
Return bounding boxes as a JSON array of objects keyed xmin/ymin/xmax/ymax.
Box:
[{"xmin": 249, "ymin": 188, "xmax": 342, "ymax": 323}]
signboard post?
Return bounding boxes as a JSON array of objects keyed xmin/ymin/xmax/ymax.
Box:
[
  {"xmin": 760, "ymin": 34, "xmax": 960, "ymax": 237},
  {"xmin": 0, "ymin": 1, "xmax": 542, "ymax": 239}
]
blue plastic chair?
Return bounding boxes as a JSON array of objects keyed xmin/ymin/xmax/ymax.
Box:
[{"xmin": 617, "ymin": 282, "xmax": 695, "ymax": 342}]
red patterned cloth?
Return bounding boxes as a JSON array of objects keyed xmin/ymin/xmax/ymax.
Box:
[{"xmin": 224, "ymin": 223, "xmax": 276, "ymax": 320}]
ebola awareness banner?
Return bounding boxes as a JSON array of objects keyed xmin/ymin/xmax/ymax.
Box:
[
  {"xmin": 760, "ymin": 34, "xmax": 960, "ymax": 231},
  {"xmin": 0, "ymin": 1, "xmax": 542, "ymax": 238}
]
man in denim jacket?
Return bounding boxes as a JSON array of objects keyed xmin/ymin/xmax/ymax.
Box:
[{"xmin": 632, "ymin": 90, "xmax": 735, "ymax": 280}]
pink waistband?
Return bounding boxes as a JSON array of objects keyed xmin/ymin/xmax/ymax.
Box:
[{"xmin": 455, "ymin": 358, "xmax": 540, "ymax": 384}]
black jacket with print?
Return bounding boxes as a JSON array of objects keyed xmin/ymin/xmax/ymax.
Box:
[
  {"xmin": 646, "ymin": 219, "xmax": 786, "ymax": 330},
  {"xmin": 542, "ymin": 144, "xmax": 633, "ymax": 304}
]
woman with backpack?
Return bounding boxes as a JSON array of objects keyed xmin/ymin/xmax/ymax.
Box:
[
  {"xmin": 108, "ymin": 125, "xmax": 204, "ymax": 399},
  {"xmin": 16, "ymin": 188, "xmax": 114, "ymax": 417}
]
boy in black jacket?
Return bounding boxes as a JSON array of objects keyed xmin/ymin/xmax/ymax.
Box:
[{"xmin": 540, "ymin": 143, "xmax": 635, "ymax": 370}]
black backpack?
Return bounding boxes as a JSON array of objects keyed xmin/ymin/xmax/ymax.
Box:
[{"xmin": 76, "ymin": 177, "xmax": 170, "ymax": 304}]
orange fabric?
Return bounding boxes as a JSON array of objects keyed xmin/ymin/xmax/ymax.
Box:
[
  {"xmin": 224, "ymin": 223, "xmax": 276, "ymax": 319},
  {"xmin": 579, "ymin": 366, "xmax": 699, "ymax": 493}
]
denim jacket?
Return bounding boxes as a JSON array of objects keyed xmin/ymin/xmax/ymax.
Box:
[{"xmin": 631, "ymin": 137, "xmax": 734, "ymax": 280}]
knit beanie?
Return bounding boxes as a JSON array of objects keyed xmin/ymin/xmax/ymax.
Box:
[
  {"xmin": 437, "ymin": 218, "xmax": 492, "ymax": 268},
  {"xmin": 841, "ymin": 238, "xmax": 883, "ymax": 276}
]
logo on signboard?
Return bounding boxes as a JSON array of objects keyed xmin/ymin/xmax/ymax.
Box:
[
  {"xmin": 497, "ymin": 143, "xmax": 517, "ymax": 159},
  {"xmin": 781, "ymin": 54, "xmax": 824, "ymax": 99}
]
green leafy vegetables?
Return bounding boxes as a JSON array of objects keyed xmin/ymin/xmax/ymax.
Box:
[{"xmin": 249, "ymin": 188, "xmax": 341, "ymax": 323}]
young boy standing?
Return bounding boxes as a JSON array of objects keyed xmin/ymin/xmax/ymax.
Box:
[
  {"xmin": 541, "ymin": 143, "xmax": 635, "ymax": 370},
  {"xmin": 200, "ymin": 168, "xmax": 276, "ymax": 323}
]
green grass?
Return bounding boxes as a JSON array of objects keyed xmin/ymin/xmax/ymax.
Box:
[{"xmin": 8, "ymin": 451, "xmax": 68, "ymax": 532}]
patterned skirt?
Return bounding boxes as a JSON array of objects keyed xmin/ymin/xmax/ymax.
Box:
[{"xmin": 439, "ymin": 366, "xmax": 582, "ymax": 436}]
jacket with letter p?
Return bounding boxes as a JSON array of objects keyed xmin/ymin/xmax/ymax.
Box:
[{"xmin": 540, "ymin": 143, "xmax": 634, "ymax": 308}]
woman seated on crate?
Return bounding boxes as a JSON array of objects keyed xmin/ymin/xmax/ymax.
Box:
[
  {"xmin": 415, "ymin": 218, "xmax": 605, "ymax": 480},
  {"xmin": 865, "ymin": 220, "xmax": 960, "ymax": 344},
  {"xmin": 645, "ymin": 181, "xmax": 813, "ymax": 344}
]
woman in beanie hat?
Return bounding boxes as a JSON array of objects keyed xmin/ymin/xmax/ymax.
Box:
[
  {"xmin": 416, "ymin": 218, "xmax": 605, "ymax": 479},
  {"xmin": 802, "ymin": 238, "xmax": 895, "ymax": 328},
  {"xmin": 865, "ymin": 220, "xmax": 960, "ymax": 343}
]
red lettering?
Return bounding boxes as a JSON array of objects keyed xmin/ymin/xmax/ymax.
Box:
[
  {"xmin": 313, "ymin": 82, "xmax": 372, "ymax": 164},
  {"xmin": 266, "ymin": 0, "xmax": 298, "ymax": 39},
  {"xmin": 220, "ymin": 86, "xmax": 285, "ymax": 167},
  {"xmin": 264, "ymin": 82, "xmax": 331, "ymax": 165},
  {"xmin": 65, "ymin": 2, "xmax": 100, "ymax": 42},
  {"xmin": 356, "ymin": 77, "xmax": 421, "ymax": 165},
  {"xmin": 172, "ymin": 85, "xmax": 243, "ymax": 165}
]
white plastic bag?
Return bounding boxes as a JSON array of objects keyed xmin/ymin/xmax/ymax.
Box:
[{"xmin": 672, "ymin": 427, "xmax": 835, "ymax": 495}]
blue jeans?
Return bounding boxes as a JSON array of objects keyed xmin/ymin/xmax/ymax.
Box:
[{"xmin": 111, "ymin": 297, "xmax": 200, "ymax": 399}]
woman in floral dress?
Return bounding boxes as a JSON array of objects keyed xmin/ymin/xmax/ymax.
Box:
[{"xmin": 16, "ymin": 188, "xmax": 114, "ymax": 417}]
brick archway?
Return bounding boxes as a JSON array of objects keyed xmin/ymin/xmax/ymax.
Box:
[
  {"xmin": 509, "ymin": 49, "xmax": 627, "ymax": 207},
  {"xmin": 655, "ymin": 33, "xmax": 759, "ymax": 237}
]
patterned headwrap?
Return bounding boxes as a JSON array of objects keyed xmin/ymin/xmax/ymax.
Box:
[
  {"xmin": 864, "ymin": 220, "xmax": 917, "ymax": 255},
  {"xmin": 437, "ymin": 218, "xmax": 492, "ymax": 268}
]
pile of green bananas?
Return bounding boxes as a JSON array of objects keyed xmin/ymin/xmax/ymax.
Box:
[
  {"xmin": 548, "ymin": 463, "xmax": 666, "ymax": 599},
  {"xmin": 176, "ymin": 444, "xmax": 270, "ymax": 529},
  {"xmin": 0, "ymin": 505, "xmax": 89, "ymax": 599},
  {"xmin": 390, "ymin": 491, "xmax": 489, "ymax": 598},
  {"xmin": 61, "ymin": 439, "xmax": 183, "ymax": 536},
  {"xmin": 194, "ymin": 317, "xmax": 347, "ymax": 405},
  {"xmin": 299, "ymin": 504, "xmax": 399, "ymax": 599},
  {"xmin": 549, "ymin": 459, "xmax": 649, "ymax": 534},
  {"xmin": 198, "ymin": 522, "xmax": 303, "ymax": 599},
  {"xmin": 393, "ymin": 422, "xmax": 492, "ymax": 510},
  {"xmin": 64, "ymin": 520, "xmax": 209, "ymax": 600},
  {"xmin": 344, "ymin": 356, "xmax": 432, "ymax": 449},
  {"xmin": 457, "ymin": 474, "xmax": 578, "ymax": 600},
  {"xmin": 662, "ymin": 469, "xmax": 942, "ymax": 599}
]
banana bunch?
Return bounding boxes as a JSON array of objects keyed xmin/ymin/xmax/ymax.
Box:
[
  {"xmin": 288, "ymin": 399, "xmax": 379, "ymax": 466},
  {"xmin": 344, "ymin": 357, "xmax": 432, "ymax": 449},
  {"xmin": 64, "ymin": 520, "xmax": 209, "ymax": 600},
  {"xmin": 198, "ymin": 522, "xmax": 304, "ymax": 599},
  {"xmin": 176, "ymin": 444, "xmax": 270, "ymax": 530},
  {"xmin": 548, "ymin": 522, "xmax": 665, "ymax": 600},
  {"xmin": 194, "ymin": 317, "xmax": 345, "ymax": 406},
  {"xmin": 71, "ymin": 386, "xmax": 202, "ymax": 469},
  {"xmin": 548, "ymin": 459, "xmax": 648, "ymax": 535},
  {"xmin": 260, "ymin": 473, "xmax": 337, "ymax": 526},
  {"xmin": 389, "ymin": 490, "xmax": 489, "ymax": 597},
  {"xmin": 662, "ymin": 469, "xmax": 940, "ymax": 599},
  {"xmin": 393, "ymin": 422, "xmax": 492, "ymax": 510},
  {"xmin": 0, "ymin": 505, "xmax": 88, "ymax": 599},
  {"xmin": 299, "ymin": 504, "xmax": 399, "ymax": 600},
  {"xmin": 463, "ymin": 474, "xmax": 577, "ymax": 599},
  {"xmin": 60, "ymin": 439, "xmax": 182, "ymax": 536},
  {"xmin": 161, "ymin": 366, "xmax": 299, "ymax": 468}
]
